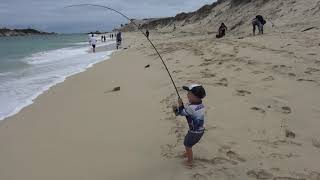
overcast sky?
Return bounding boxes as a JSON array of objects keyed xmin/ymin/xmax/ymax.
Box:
[{"xmin": 0, "ymin": 0, "xmax": 214, "ymax": 33}]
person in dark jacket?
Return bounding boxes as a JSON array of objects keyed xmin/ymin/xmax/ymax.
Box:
[
  {"xmin": 216, "ymin": 23, "xmax": 228, "ymax": 38},
  {"xmin": 116, "ymin": 32, "xmax": 122, "ymax": 49},
  {"xmin": 146, "ymin": 30, "xmax": 149, "ymax": 39},
  {"xmin": 252, "ymin": 15, "xmax": 266, "ymax": 35}
]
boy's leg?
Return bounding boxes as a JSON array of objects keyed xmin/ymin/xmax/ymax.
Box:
[
  {"xmin": 185, "ymin": 146, "xmax": 193, "ymax": 164},
  {"xmin": 252, "ymin": 23, "xmax": 256, "ymax": 35},
  {"xmin": 258, "ymin": 21, "xmax": 263, "ymax": 34}
]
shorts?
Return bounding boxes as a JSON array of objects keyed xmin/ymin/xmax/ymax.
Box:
[
  {"xmin": 184, "ymin": 131, "xmax": 204, "ymax": 148},
  {"xmin": 92, "ymin": 44, "xmax": 96, "ymax": 48}
]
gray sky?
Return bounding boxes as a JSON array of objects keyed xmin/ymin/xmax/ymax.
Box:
[{"xmin": 0, "ymin": 0, "xmax": 214, "ymax": 33}]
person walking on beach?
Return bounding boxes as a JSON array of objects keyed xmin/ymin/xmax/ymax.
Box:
[
  {"xmin": 89, "ymin": 34, "xmax": 97, "ymax": 53},
  {"xmin": 111, "ymin": 34, "xmax": 114, "ymax": 39},
  {"xmin": 252, "ymin": 15, "xmax": 266, "ymax": 35},
  {"xmin": 146, "ymin": 30, "xmax": 150, "ymax": 39},
  {"xmin": 116, "ymin": 31, "xmax": 122, "ymax": 50},
  {"xmin": 172, "ymin": 84, "xmax": 206, "ymax": 166},
  {"xmin": 216, "ymin": 23, "xmax": 227, "ymax": 38}
]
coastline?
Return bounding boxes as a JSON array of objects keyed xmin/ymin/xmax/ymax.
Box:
[{"xmin": 0, "ymin": 41, "xmax": 115, "ymax": 121}]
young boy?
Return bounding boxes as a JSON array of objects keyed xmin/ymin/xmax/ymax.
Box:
[{"xmin": 173, "ymin": 84, "xmax": 206, "ymax": 166}]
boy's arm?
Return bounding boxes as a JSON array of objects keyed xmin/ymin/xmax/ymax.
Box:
[{"xmin": 173, "ymin": 98, "xmax": 189, "ymax": 116}]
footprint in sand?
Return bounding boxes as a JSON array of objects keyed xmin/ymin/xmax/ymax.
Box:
[
  {"xmin": 304, "ymin": 67, "xmax": 320, "ymax": 74},
  {"xmin": 203, "ymin": 58, "xmax": 214, "ymax": 62},
  {"xmin": 195, "ymin": 157, "xmax": 238, "ymax": 165},
  {"xmin": 234, "ymin": 67, "xmax": 242, "ymax": 72},
  {"xmin": 312, "ymin": 138, "xmax": 320, "ymax": 149},
  {"xmin": 297, "ymin": 79, "xmax": 316, "ymax": 82},
  {"xmin": 172, "ymin": 70, "xmax": 182, "ymax": 74},
  {"xmin": 247, "ymin": 169, "xmax": 274, "ymax": 179},
  {"xmin": 215, "ymin": 78, "xmax": 228, "ymax": 87},
  {"xmin": 285, "ymin": 129, "xmax": 296, "ymax": 139},
  {"xmin": 269, "ymin": 153, "xmax": 299, "ymax": 159},
  {"xmin": 247, "ymin": 60, "xmax": 258, "ymax": 65},
  {"xmin": 160, "ymin": 144, "xmax": 176, "ymax": 159},
  {"xmin": 199, "ymin": 62, "xmax": 212, "ymax": 67},
  {"xmin": 288, "ymin": 73, "xmax": 296, "ymax": 77},
  {"xmin": 273, "ymin": 177, "xmax": 305, "ymax": 180},
  {"xmin": 233, "ymin": 46, "xmax": 240, "ymax": 54},
  {"xmin": 253, "ymin": 139, "xmax": 302, "ymax": 148},
  {"xmin": 281, "ymin": 106, "xmax": 292, "ymax": 114},
  {"xmin": 226, "ymin": 150, "xmax": 246, "ymax": 162},
  {"xmin": 251, "ymin": 107, "xmax": 266, "ymax": 114},
  {"xmin": 252, "ymin": 71, "xmax": 264, "ymax": 74},
  {"xmin": 236, "ymin": 90, "xmax": 252, "ymax": 96},
  {"xmin": 192, "ymin": 173, "xmax": 208, "ymax": 180},
  {"xmin": 226, "ymin": 64, "xmax": 236, "ymax": 69},
  {"xmin": 202, "ymin": 72, "xmax": 216, "ymax": 78},
  {"xmin": 262, "ymin": 76, "xmax": 275, "ymax": 81},
  {"xmin": 273, "ymin": 64, "xmax": 292, "ymax": 69}
]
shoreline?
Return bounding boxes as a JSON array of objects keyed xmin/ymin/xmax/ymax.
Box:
[{"xmin": 0, "ymin": 42, "xmax": 116, "ymax": 122}]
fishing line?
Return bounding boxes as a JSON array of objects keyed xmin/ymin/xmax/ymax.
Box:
[{"xmin": 65, "ymin": 4, "xmax": 181, "ymax": 99}]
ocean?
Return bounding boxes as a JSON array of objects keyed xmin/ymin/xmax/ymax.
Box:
[{"xmin": 0, "ymin": 34, "xmax": 116, "ymax": 120}]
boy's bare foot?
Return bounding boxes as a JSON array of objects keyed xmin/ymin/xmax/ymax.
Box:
[{"xmin": 184, "ymin": 160, "xmax": 193, "ymax": 168}]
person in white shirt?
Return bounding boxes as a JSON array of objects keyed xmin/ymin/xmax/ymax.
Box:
[{"xmin": 89, "ymin": 34, "xmax": 97, "ymax": 53}]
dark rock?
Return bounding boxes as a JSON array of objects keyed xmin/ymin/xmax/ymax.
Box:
[{"xmin": 112, "ymin": 87, "xmax": 121, "ymax": 91}]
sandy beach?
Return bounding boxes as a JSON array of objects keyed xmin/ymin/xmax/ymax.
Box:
[{"xmin": 1, "ymin": 28, "xmax": 320, "ymax": 179}]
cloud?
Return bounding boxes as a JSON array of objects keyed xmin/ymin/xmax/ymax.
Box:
[{"xmin": 0, "ymin": 0, "xmax": 214, "ymax": 33}]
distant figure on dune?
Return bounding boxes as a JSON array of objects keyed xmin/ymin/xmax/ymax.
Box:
[
  {"xmin": 89, "ymin": 34, "xmax": 97, "ymax": 53},
  {"xmin": 101, "ymin": 35, "xmax": 104, "ymax": 42},
  {"xmin": 216, "ymin": 23, "xmax": 227, "ymax": 38},
  {"xmin": 252, "ymin": 15, "xmax": 266, "ymax": 35},
  {"xmin": 116, "ymin": 32, "xmax": 122, "ymax": 50},
  {"xmin": 111, "ymin": 34, "xmax": 114, "ymax": 39},
  {"xmin": 146, "ymin": 30, "xmax": 149, "ymax": 39},
  {"xmin": 103, "ymin": 35, "xmax": 106, "ymax": 42}
]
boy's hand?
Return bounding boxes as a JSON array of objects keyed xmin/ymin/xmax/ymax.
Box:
[
  {"xmin": 172, "ymin": 105, "xmax": 179, "ymax": 116},
  {"xmin": 172, "ymin": 105, "xmax": 177, "ymax": 112},
  {"xmin": 178, "ymin": 98, "xmax": 183, "ymax": 107}
]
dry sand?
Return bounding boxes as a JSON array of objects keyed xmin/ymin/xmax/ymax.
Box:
[{"xmin": 1, "ymin": 27, "xmax": 320, "ymax": 180}]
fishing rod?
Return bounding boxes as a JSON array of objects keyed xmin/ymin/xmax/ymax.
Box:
[{"xmin": 65, "ymin": 4, "xmax": 181, "ymax": 99}]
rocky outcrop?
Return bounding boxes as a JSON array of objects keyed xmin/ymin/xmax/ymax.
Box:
[{"xmin": 0, "ymin": 28, "xmax": 55, "ymax": 37}]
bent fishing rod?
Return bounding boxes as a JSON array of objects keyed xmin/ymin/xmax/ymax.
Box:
[{"xmin": 65, "ymin": 4, "xmax": 181, "ymax": 99}]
